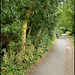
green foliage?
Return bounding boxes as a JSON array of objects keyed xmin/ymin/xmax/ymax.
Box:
[
  {"xmin": 38, "ymin": 28, "xmax": 51, "ymax": 51},
  {"xmin": 56, "ymin": 0, "xmax": 74, "ymax": 35},
  {"xmin": 66, "ymin": 31, "xmax": 72, "ymax": 35},
  {"xmin": 1, "ymin": 0, "xmax": 60, "ymax": 74}
]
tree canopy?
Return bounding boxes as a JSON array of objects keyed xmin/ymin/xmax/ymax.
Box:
[{"xmin": 56, "ymin": 0, "xmax": 74, "ymax": 34}]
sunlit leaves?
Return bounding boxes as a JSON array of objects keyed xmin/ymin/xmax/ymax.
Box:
[
  {"xmin": 1, "ymin": 0, "xmax": 60, "ymax": 74},
  {"xmin": 56, "ymin": 0, "xmax": 74, "ymax": 34}
]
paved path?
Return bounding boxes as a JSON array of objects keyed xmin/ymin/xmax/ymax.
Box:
[{"xmin": 31, "ymin": 34, "xmax": 67, "ymax": 75}]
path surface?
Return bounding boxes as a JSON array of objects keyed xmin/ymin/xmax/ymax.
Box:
[{"xmin": 31, "ymin": 34, "xmax": 67, "ymax": 75}]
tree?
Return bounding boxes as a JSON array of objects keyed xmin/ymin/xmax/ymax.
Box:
[
  {"xmin": 56, "ymin": 0, "xmax": 74, "ymax": 35},
  {"xmin": 1, "ymin": 0, "xmax": 60, "ymax": 74}
]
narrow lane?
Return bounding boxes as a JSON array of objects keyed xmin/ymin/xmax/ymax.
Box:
[{"xmin": 31, "ymin": 34, "xmax": 67, "ymax": 75}]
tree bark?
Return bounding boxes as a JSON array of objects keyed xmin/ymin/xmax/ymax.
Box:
[
  {"xmin": 35, "ymin": 26, "xmax": 43, "ymax": 45},
  {"xmin": 21, "ymin": 8, "xmax": 32, "ymax": 50},
  {"xmin": 28, "ymin": 23, "xmax": 33, "ymax": 36},
  {"xmin": 8, "ymin": 38, "xmax": 12, "ymax": 57}
]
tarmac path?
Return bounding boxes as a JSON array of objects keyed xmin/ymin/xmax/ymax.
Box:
[{"xmin": 31, "ymin": 34, "xmax": 67, "ymax": 75}]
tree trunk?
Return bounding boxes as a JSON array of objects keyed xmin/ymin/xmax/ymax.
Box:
[
  {"xmin": 28, "ymin": 23, "xmax": 33, "ymax": 36},
  {"xmin": 8, "ymin": 38, "xmax": 12, "ymax": 57},
  {"xmin": 21, "ymin": 8, "xmax": 32, "ymax": 50},
  {"xmin": 35, "ymin": 26, "xmax": 43, "ymax": 45}
]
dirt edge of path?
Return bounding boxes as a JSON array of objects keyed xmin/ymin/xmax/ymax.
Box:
[{"xmin": 64, "ymin": 35, "xmax": 74, "ymax": 75}]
